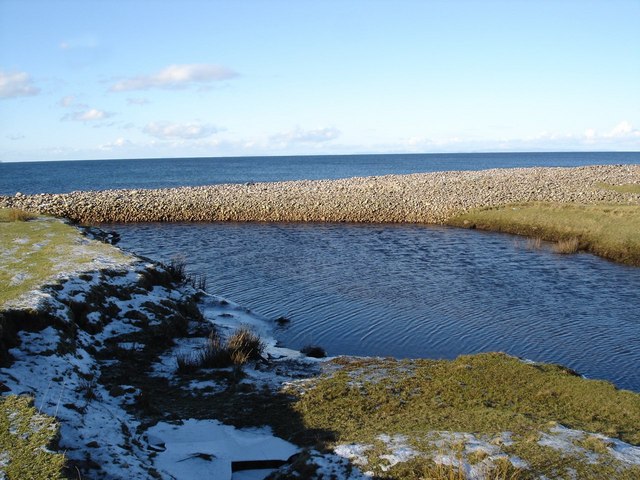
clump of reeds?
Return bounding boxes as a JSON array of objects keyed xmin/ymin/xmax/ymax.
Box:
[
  {"xmin": 226, "ymin": 327, "xmax": 265, "ymax": 364},
  {"xmin": 176, "ymin": 327, "xmax": 264, "ymax": 373},
  {"xmin": 165, "ymin": 256, "xmax": 187, "ymax": 282},
  {"xmin": 0, "ymin": 208, "xmax": 34, "ymax": 222},
  {"xmin": 554, "ymin": 237, "xmax": 580, "ymax": 254},
  {"xmin": 160, "ymin": 256, "xmax": 208, "ymax": 292},
  {"xmin": 525, "ymin": 237, "xmax": 542, "ymax": 250},
  {"xmin": 199, "ymin": 330, "xmax": 231, "ymax": 368},
  {"xmin": 176, "ymin": 350, "xmax": 203, "ymax": 374},
  {"xmin": 190, "ymin": 273, "xmax": 207, "ymax": 291}
]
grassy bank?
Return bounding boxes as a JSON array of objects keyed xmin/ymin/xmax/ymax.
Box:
[
  {"xmin": 0, "ymin": 209, "xmax": 129, "ymax": 306},
  {"xmin": 447, "ymin": 202, "xmax": 640, "ymax": 266},
  {"xmin": 288, "ymin": 353, "xmax": 640, "ymax": 479}
]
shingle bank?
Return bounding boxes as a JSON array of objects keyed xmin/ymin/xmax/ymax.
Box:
[{"xmin": 2, "ymin": 165, "xmax": 639, "ymax": 224}]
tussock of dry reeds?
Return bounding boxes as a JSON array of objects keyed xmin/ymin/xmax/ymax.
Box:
[
  {"xmin": 176, "ymin": 327, "xmax": 264, "ymax": 373},
  {"xmin": 525, "ymin": 236, "xmax": 542, "ymax": 250},
  {"xmin": 554, "ymin": 237, "xmax": 580, "ymax": 254},
  {"xmin": 0, "ymin": 208, "xmax": 34, "ymax": 222}
]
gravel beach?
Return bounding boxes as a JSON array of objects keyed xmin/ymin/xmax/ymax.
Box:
[{"xmin": 2, "ymin": 164, "xmax": 639, "ymax": 224}]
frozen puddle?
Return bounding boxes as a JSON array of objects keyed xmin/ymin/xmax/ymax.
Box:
[{"xmin": 146, "ymin": 419, "xmax": 299, "ymax": 479}]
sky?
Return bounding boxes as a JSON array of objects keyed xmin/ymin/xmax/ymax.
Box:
[{"xmin": 0, "ymin": 0, "xmax": 639, "ymax": 162}]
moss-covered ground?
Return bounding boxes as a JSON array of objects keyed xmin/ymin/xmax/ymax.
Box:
[
  {"xmin": 0, "ymin": 209, "xmax": 129, "ymax": 306},
  {"xmin": 0, "ymin": 395, "xmax": 65, "ymax": 479},
  {"xmin": 285, "ymin": 354, "xmax": 640, "ymax": 479}
]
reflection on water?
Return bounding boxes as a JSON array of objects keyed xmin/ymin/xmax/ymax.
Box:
[{"xmin": 108, "ymin": 222, "xmax": 640, "ymax": 391}]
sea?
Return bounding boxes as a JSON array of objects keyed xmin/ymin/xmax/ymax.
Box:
[{"xmin": 2, "ymin": 152, "xmax": 640, "ymax": 391}]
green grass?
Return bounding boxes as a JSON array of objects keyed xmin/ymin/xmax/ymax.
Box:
[
  {"xmin": 0, "ymin": 208, "xmax": 36, "ymax": 222},
  {"xmin": 0, "ymin": 210, "xmax": 129, "ymax": 306},
  {"xmin": 598, "ymin": 182, "xmax": 640, "ymax": 194},
  {"xmin": 0, "ymin": 395, "xmax": 66, "ymax": 479},
  {"xmin": 288, "ymin": 353, "xmax": 640, "ymax": 479},
  {"xmin": 447, "ymin": 203, "xmax": 640, "ymax": 266}
]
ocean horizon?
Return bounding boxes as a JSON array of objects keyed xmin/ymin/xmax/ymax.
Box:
[{"xmin": 1, "ymin": 151, "xmax": 638, "ymax": 196}]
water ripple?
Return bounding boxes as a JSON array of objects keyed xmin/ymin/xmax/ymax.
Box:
[{"xmin": 108, "ymin": 221, "xmax": 640, "ymax": 392}]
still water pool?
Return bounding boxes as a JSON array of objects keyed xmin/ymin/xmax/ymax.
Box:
[{"xmin": 108, "ymin": 222, "xmax": 640, "ymax": 392}]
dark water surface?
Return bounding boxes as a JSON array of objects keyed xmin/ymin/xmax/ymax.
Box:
[
  {"xmin": 1, "ymin": 151, "xmax": 638, "ymax": 195},
  {"xmin": 108, "ymin": 221, "xmax": 640, "ymax": 392}
]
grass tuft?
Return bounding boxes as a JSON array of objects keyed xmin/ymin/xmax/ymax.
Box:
[
  {"xmin": 164, "ymin": 256, "xmax": 187, "ymax": 283},
  {"xmin": 226, "ymin": 327, "xmax": 265, "ymax": 363},
  {"xmin": 0, "ymin": 208, "xmax": 35, "ymax": 222},
  {"xmin": 554, "ymin": 237, "xmax": 580, "ymax": 254},
  {"xmin": 525, "ymin": 237, "xmax": 542, "ymax": 250},
  {"xmin": 176, "ymin": 327, "xmax": 264, "ymax": 373},
  {"xmin": 176, "ymin": 350, "xmax": 203, "ymax": 374}
]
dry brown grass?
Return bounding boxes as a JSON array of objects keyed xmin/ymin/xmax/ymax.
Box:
[
  {"xmin": 554, "ymin": 237, "xmax": 580, "ymax": 254},
  {"xmin": 0, "ymin": 208, "xmax": 35, "ymax": 222},
  {"xmin": 525, "ymin": 237, "xmax": 542, "ymax": 250},
  {"xmin": 398, "ymin": 456, "xmax": 522, "ymax": 480},
  {"xmin": 176, "ymin": 327, "xmax": 264, "ymax": 373},
  {"xmin": 226, "ymin": 327, "xmax": 265, "ymax": 363},
  {"xmin": 448, "ymin": 203, "xmax": 640, "ymax": 266}
]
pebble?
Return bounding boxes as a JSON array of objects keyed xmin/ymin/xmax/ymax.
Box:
[{"xmin": 1, "ymin": 165, "xmax": 638, "ymax": 224}]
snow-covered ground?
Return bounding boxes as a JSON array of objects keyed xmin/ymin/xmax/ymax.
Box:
[{"xmin": 0, "ymin": 226, "xmax": 367, "ymax": 479}]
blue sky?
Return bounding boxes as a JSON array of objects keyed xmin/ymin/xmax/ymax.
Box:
[{"xmin": 0, "ymin": 0, "xmax": 638, "ymax": 161}]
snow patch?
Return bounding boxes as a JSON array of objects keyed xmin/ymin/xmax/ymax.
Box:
[
  {"xmin": 539, "ymin": 425, "xmax": 640, "ymax": 465},
  {"xmin": 377, "ymin": 434, "xmax": 420, "ymax": 471},
  {"xmin": 146, "ymin": 419, "xmax": 299, "ymax": 480},
  {"xmin": 334, "ymin": 443, "xmax": 372, "ymax": 466}
]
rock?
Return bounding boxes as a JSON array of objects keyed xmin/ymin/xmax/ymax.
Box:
[{"xmin": 0, "ymin": 165, "xmax": 638, "ymax": 224}]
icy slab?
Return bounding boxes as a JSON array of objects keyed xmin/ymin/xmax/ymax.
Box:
[{"xmin": 146, "ymin": 419, "xmax": 299, "ymax": 480}]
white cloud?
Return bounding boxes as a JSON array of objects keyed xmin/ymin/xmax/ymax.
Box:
[
  {"xmin": 606, "ymin": 120, "xmax": 635, "ymax": 138},
  {"xmin": 404, "ymin": 121, "xmax": 640, "ymax": 152},
  {"xmin": 59, "ymin": 95, "xmax": 76, "ymax": 107},
  {"xmin": 0, "ymin": 71, "xmax": 40, "ymax": 99},
  {"xmin": 99, "ymin": 137, "xmax": 133, "ymax": 150},
  {"xmin": 126, "ymin": 97, "xmax": 150, "ymax": 106},
  {"xmin": 63, "ymin": 108, "xmax": 113, "ymax": 122},
  {"xmin": 59, "ymin": 36, "xmax": 99, "ymax": 50},
  {"xmin": 110, "ymin": 64, "xmax": 238, "ymax": 92},
  {"xmin": 270, "ymin": 127, "xmax": 341, "ymax": 144},
  {"xmin": 143, "ymin": 121, "xmax": 219, "ymax": 140}
]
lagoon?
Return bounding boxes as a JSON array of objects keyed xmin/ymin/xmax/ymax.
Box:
[{"xmin": 109, "ymin": 220, "xmax": 640, "ymax": 392}]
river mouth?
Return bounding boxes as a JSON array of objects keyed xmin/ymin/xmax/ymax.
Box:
[{"xmin": 106, "ymin": 221, "xmax": 640, "ymax": 392}]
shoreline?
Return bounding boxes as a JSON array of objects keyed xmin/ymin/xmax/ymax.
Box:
[{"xmin": 1, "ymin": 164, "xmax": 639, "ymax": 224}]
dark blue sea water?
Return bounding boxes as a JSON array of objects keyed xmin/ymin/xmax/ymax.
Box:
[
  {"xmin": 1, "ymin": 151, "xmax": 638, "ymax": 195},
  {"xmin": 3, "ymin": 152, "xmax": 640, "ymax": 390}
]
